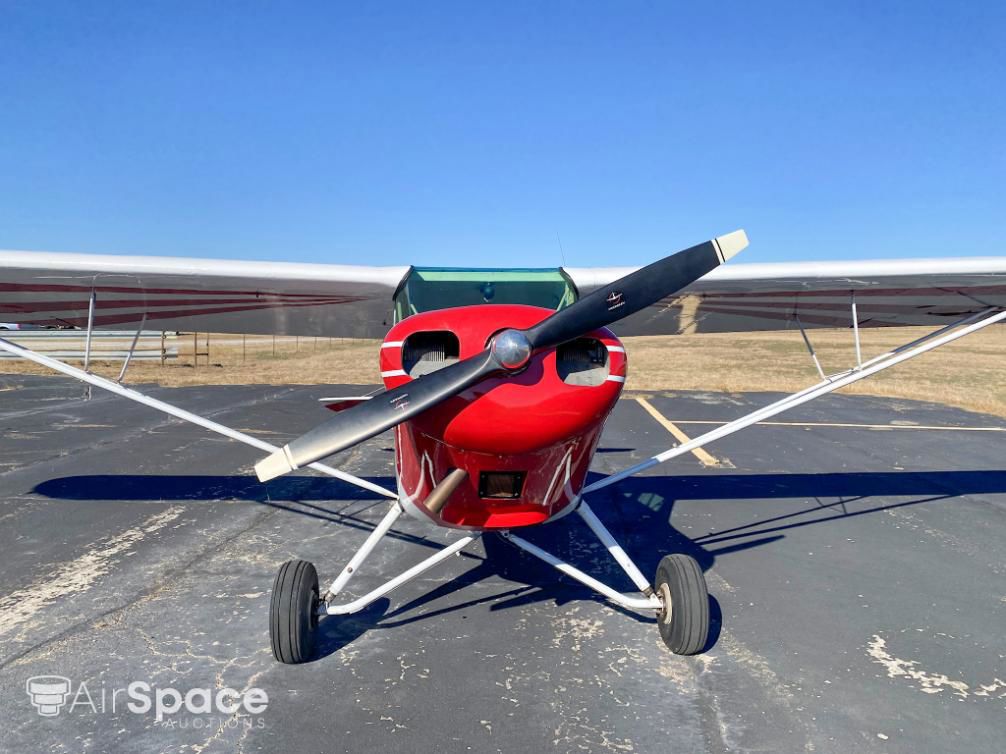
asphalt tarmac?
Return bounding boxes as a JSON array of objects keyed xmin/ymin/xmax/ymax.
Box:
[{"xmin": 0, "ymin": 375, "xmax": 1004, "ymax": 753}]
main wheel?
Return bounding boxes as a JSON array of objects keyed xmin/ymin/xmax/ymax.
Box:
[
  {"xmin": 270, "ymin": 559, "xmax": 319, "ymax": 664},
  {"xmin": 654, "ymin": 554, "xmax": 709, "ymax": 655}
]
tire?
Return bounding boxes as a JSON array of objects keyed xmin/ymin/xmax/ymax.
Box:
[
  {"xmin": 270, "ymin": 559, "xmax": 319, "ymax": 664},
  {"xmin": 654, "ymin": 554, "xmax": 709, "ymax": 655}
]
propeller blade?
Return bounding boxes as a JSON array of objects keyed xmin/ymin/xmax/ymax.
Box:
[
  {"xmin": 524, "ymin": 230, "xmax": 747, "ymax": 350},
  {"xmin": 255, "ymin": 348, "xmax": 500, "ymax": 481},
  {"xmin": 254, "ymin": 229, "xmax": 747, "ymax": 482}
]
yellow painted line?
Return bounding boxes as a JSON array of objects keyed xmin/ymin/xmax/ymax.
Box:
[
  {"xmin": 634, "ymin": 397, "xmax": 721, "ymax": 467},
  {"xmin": 666, "ymin": 419, "xmax": 1006, "ymax": 432}
]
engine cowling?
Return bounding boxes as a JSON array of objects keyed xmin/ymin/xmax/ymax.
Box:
[{"xmin": 378, "ymin": 304, "xmax": 626, "ymax": 529}]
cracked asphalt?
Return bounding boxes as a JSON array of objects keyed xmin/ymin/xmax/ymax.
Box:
[{"xmin": 1, "ymin": 374, "xmax": 1004, "ymax": 753}]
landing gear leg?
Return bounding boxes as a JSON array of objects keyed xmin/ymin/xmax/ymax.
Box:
[{"xmin": 502, "ymin": 503, "xmax": 711, "ymax": 655}]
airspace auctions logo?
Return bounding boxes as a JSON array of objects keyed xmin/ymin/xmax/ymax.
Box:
[
  {"xmin": 26, "ymin": 676, "xmax": 72, "ymax": 717},
  {"xmin": 25, "ymin": 675, "xmax": 268, "ymax": 728}
]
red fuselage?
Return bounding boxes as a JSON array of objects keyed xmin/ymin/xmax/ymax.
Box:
[{"xmin": 372, "ymin": 304, "xmax": 626, "ymax": 529}]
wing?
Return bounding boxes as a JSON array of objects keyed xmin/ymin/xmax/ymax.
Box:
[
  {"xmin": 0, "ymin": 249, "xmax": 410, "ymax": 337},
  {"xmin": 7, "ymin": 247, "xmax": 1006, "ymax": 338},
  {"xmin": 565, "ymin": 257, "xmax": 1006, "ymax": 334}
]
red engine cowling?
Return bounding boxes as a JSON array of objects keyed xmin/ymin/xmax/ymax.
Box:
[{"xmin": 376, "ymin": 304, "xmax": 625, "ymax": 529}]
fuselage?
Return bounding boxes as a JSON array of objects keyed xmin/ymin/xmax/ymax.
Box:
[{"xmin": 376, "ymin": 304, "xmax": 626, "ymax": 529}]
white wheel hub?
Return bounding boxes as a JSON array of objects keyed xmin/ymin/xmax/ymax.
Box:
[{"xmin": 657, "ymin": 582, "xmax": 673, "ymax": 625}]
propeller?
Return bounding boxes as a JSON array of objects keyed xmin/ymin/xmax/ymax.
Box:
[{"xmin": 255, "ymin": 230, "xmax": 747, "ymax": 482}]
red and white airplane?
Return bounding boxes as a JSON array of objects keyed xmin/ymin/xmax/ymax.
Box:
[{"xmin": 1, "ymin": 230, "xmax": 1005, "ymax": 664}]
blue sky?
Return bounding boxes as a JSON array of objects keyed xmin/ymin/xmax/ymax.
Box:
[{"xmin": 1, "ymin": 2, "xmax": 1003, "ymax": 268}]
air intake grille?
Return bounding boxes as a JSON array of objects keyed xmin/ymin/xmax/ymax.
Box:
[
  {"xmin": 556, "ymin": 338, "xmax": 609, "ymax": 386},
  {"xmin": 402, "ymin": 331, "xmax": 460, "ymax": 377}
]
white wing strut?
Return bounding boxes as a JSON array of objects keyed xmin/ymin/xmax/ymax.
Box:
[
  {"xmin": 0, "ymin": 336, "xmax": 397, "ymax": 500},
  {"xmin": 585, "ymin": 306, "xmax": 1006, "ymax": 494}
]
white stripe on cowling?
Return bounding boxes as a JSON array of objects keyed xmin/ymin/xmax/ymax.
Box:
[
  {"xmin": 381, "ymin": 341, "xmax": 404, "ymax": 348},
  {"xmin": 380, "ymin": 369, "xmax": 407, "ymax": 378},
  {"xmin": 606, "ymin": 375, "xmax": 626, "ymax": 383},
  {"xmin": 606, "ymin": 345, "xmax": 625, "ymax": 353}
]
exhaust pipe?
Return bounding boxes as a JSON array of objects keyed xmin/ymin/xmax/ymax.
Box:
[{"xmin": 424, "ymin": 468, "xmax": 468, "ymax": 516}]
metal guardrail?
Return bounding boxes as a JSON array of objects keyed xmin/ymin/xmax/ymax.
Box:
[{"xmin": 0, "ymin": 330, "xmax": 178, "ymax": 361}]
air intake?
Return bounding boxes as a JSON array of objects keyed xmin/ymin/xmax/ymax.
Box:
[
  {"xmin": 556, "ymin": 338, "xmax": 609, "ymax": 386},
  {"xmin": 478, "ymin": 471, "xmax": 526, "ymax": 499},
  {"xmin": 402, "ymin": 331, "xmax": 460, "ymax": 377}
]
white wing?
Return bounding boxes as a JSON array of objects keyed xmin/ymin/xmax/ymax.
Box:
[
  {"xmin": 0, "ymin": 250, "xmax": 409, "ymax": 337},
  {"xmin": 5, "ymin": 247, "xmax": 1005, "ymax": 338},
  {"xmin": 565, "ymin": 257, "xmax": 1006, "ymax": 334}
]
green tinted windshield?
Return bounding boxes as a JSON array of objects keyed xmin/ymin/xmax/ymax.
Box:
[{"xmin": 394, "ymin": 267, "xmax": 577, "ymax": 321}]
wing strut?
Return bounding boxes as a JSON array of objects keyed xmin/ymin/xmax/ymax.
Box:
[
  {"xmin": 0, "ymin": 336, "xmax": 397, "ymax": 500},
  {"xmin": 586, "ymin": 306, "xmax": 1006, "ymax": 494}
]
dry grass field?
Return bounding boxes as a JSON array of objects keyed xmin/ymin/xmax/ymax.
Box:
[
  {"xmin": 2, "ymin": 327, "xmax": 1004, "ymax": 418},
  {"xmin": 624, "ymin": 327, "xmax": 1006, "ymax": 418}
]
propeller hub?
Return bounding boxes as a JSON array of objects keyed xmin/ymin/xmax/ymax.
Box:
[{"xmin": 491, "ymin": 329, "xmax": 532, "ymax": 371}]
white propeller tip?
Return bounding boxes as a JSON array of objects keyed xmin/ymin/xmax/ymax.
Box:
[
  {"xmin": 714, "ymin": 230, "xmax": 748, "ymax": 262},
  {"xmin": 255, "ymin": 448, "xmax": 296, "ymax": 482}
]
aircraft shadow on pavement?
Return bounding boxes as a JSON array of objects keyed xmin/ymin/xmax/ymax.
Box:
[
  {"xmin": 33, "ymin": 468, "xmax": 1006, "ymax": 658},
  {"xmin": 31, "ymin": 474, "xmax": 451, "ymax": 552}
]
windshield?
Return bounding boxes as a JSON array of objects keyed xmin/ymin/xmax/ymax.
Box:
[{"xmin": 393, "ymin": 267, "xmax": 577, "ymax": 322}]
